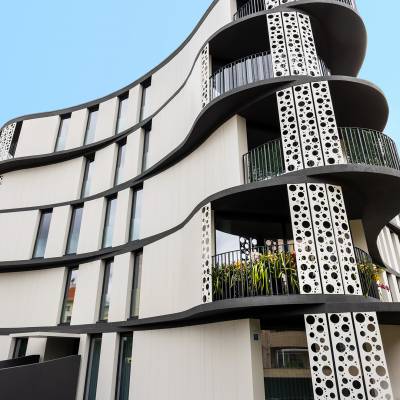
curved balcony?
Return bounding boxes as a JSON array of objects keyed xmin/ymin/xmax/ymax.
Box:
[
  {"xmin": 209, "ymin": 51, "xmax": 330, "ymax": 100},
  {"xmin": 233, "ymin": 0, "xmax": 356, "ymax": 21},
  {"xmin": 243, "ymin": 128, "xmax": 400, "ymax": 183},
  {"xmin": 211, "ymin": 245, "xmax": 379, "ymax": 301}
]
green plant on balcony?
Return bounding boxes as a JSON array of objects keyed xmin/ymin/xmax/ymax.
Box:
[{"xmin": 357, "ymin": 261, "xmax": 385, "ymax": 297}]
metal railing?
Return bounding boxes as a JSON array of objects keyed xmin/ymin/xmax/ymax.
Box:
[
  {"xmin": 354, "ymin": 247, "xmax": 380, "ymax": 300},
  {"xmin": 212, "ymin": 245, "xmax": 298, "ymax": 301},
  {"xmin": 233, "ymin": 0, "xmax": 356, "ymax": 20},
  {"xmin": 340, "ymin": 128, "xmax": 400, "ymax": 170},
  {"xmin": 209, "ymin": 51, "xmax": 330, "ymax": 100},
  {"xmin": 243, "ymin": 139, "xmax": 285, "ymax": 183}
]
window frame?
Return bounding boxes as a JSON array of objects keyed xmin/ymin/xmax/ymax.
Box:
[
  {"xmin": 115, "ymin": 92, "xmax": 129, "ymax": 135},
  {"xmin": 141, "ymin": 121, "xmax": 152, "ymax": 173},
  {"xmin": 32, "ymin": 209, "xmax": 53, "ymax": 259},
  {"xmin": 98, "ymin": 259, "xmax": 114, "ymax": 322},
  {"xmin": 81, "ymin": 154, "xmax": 95, "ymax": 198},
  {"xmin": 13, "ymin": 338, "xmax": 28, "ymax": 359},
  {"xmin": 102, "ymin": 195, "xmax": 118, "ymax": 249},
  {"xmin": 129, "ymin": 187, "xmax": 143, "ymax": 242},
  {"xmin": 114, "ymin": 139, "xmax": 127, "ymax": 186},
  {"xmin": 54, "ymin": 113, "xmax": 71, "ymax": 152},
  {"xmin": 83, "ymin": 334, "xmax": 102, "ymax": 400},
  {"xmin": 84, "ymin": 105, "xmax": 99, "ymax": 145},
  {"xmin": 65, "ymin": 204, "xmax": 84, "ymax": 255},
  {"xmin": 130, "ymin": 250, "xmax": 143, "ymax": 319},
  {"xmin": 60, "ymin": 266, "xmax": 79, "ymax": 325},
  {"xmin": 139, "ymin": 77, "xmax": 151, "ymax": 122},
  {"xmin": 115, "ymin": 333, "xmax": 133, "ymax": 400}
]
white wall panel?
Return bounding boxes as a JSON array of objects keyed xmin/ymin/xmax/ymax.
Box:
[
  {"xmin": 66, "ymin": 108, "xmax": 88, "ymax": 149},
  {"xmin": 381, "ymin": 325, "xmax": 400, "ymax": 400},
  {"xmin": 44, "ymin": 205, "xmax": 71, "ymax": 258},
  {"xmin": 112, "ymin": 188, "xmax": 131, "ymax": 248},
  {"xmin": 91, "ymin": 145, "xmax": 118, "ymax": 195},
  {"xmin": 0, "ymin": 336, "xmax": 12, "ymax": 360},
  {"xmin": 95, "ymin": 98, "xmax": 118, "ymax": 142}
]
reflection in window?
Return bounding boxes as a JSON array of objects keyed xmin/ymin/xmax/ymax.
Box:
[
  {"xmin": 66, "ymin": 205, "xmax": 83, "ymax": 254},
  {"xmin": 114, "ymin": 140, "xmax": 127, "ymax": 185},
  {"xmin": 130, "ymin": 251, "xmax": 143, "ymax": 318},
  {"xmin": 141, "ymin": 125, "xmax": 151, "ymax": 172},
  {"xmin": 13, "ymin": 338, "xmax": 28, "ymax": 359},
  {"xmin": 84, "ymin": 335, "xmax": 102, "ymax": 400},
  {"xmin": 115, "ymin": 333, "xmax": 133, "ymax": 400},
  {"xmin": 139, "ymin": 77, "xmax": 151, "ymax": 122},
  {"xmin": 33, "ymin": 209, "xmax": 53, "ymax": 258},
  {"xmin": 99, "ymin": 259, "xmax": 113, "ymax": 321},
  {"xmin": 129, "ymin": 188, "xmax": 143, "ymax": 241},
  {"xmin": 81, "ymin": 155, "xmax": 95, "ymax": 198},
  {"xmin": 102, "ymin": 196, "xmax": 117, "ymax": 248},
  {"xmin": 116, "ymin": 93, "xmax": 129, "ymax": 134},
  {"xmin": 55, "ymin": 114, "xmax": 71, "ymax": 151},
  {"xmin": 60, "ymin": 267, "xmax": 78, "ymax": 324},
  {"xmin": 262, "ymin": 330, "xmax": 313, "ymax": 400},
  {"xmin": 84, "ymin": 106, "xmax": 99, "ymax": 145}
]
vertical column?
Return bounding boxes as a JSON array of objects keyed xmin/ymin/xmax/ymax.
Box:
[
  {"xmin": 201, "ymin": 44, "xmax": 210, "ymax": 108},
  {"xmin": 201, "ymin": 204, "xmax": 213, "ymax": 303},
  {"xmin": 287, "ymin": 184, "xmax": 322, "ymax": 294},
  {"xmin": 0, "ymin": 122, "xmax": 16, "ymax": 161}
]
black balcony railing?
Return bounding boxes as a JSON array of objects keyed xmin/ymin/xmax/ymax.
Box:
[
  {"xmin": 212, "ymin": 245, "xmax": 299, "ymax": 301},
  {"xmin": 243, "ymin": 128, "xmax": 400, "ymax": 183},
  {"xmin": 354, "ymin": 247, "xmax": 381, "ymax": 300},
  {"xmin": 209, "ymin": 51, "xmax": 330, "ymax": 100},
  {"xmin": 340, "ymin": 127, "xmax": 400, "ymax": 170},
  {"xmin": 233, "ymin": 0, "xmax": 356, "ymax": 20}
]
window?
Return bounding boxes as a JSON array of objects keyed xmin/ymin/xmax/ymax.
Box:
[
  {"xmin": 141, "ymin": 123, "xmax": 151, "ymax": 172},
  {"xmin": 13, "ymin": 338, "xmax": 28, "ymax": 359},
  {"xmin": 84, "ymin": 335, "xmax": 102, "ymax": 400},
  {"xmin": 55, "ymin": 114, "xmax": 71, "ymax": 151},
  {"xmin": 60, "ymin": 267, "xmax": 78, "ymax": 324},
  {"xmin": 66, "ymin": 205, "xmax": 84, "ymax": 255},
  {"xmin": 129, "ymin": 188, "xmax": 143, "ymax": 241},
  {"xmin": 84, "ymin": 106, "xmax": 99, "ymax": 145},
  {"xmin": 130, "ymin": 251, "xmax": 143, "ymax": 318},
  {"xmin": 81, "ymin": 155, "xmax": 95, "ymax": 198},
  {"xmin": 33, "ymin": 209, "xmax": 53, "ymax": 258},
  {"xmin": 115, "ymin": 333, "xmax": 133, "ymax": 400},
  {"xmin": 99, "ymin": 259, "xmax": 114, "ymax": 321},
  {"xmin": 116, "ymin": 93, "xmax": 129, "ymax": 134},
  {"xmin": 114, "ymin": 140, "xmax": 127, "ymax": 185},
  {"xmin": 102, "ymin": 196, "xmax": 118, "ymax": 248},
  {"xmin": 139, "ymin": 77, "xmax": 151, "ymax": 122},
  {"xmin": 272, "ymin": 348, "xmax": 310, "ymax": 369}
]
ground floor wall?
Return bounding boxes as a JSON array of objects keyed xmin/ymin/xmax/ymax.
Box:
[{"xmin": 381, "ymin": 325, "xmax": 400, "ymax": 400}]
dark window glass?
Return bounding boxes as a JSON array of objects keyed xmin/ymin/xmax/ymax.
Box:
[
  {"xmin": 115, "ymin": 333, "xmax": 133, "ymax": 400},
  {"xmin": 84, "ymin": 107, "xmax": 99, "ymax": 145},
  {"xmin": 114, "ymin": 141, "xmax": 127, "ymax": 185},
  {"xmin": 130, "ymin": 251, "xmax": 143, "ymax": 318},
  {"xmin": 116, "ymin": 94, "xmax": 129, "ymax": 134},
  {"xmin": 81, "ymin": 155, "xmax": 95, "ymax": 198},
  {"xmin": 271, "ymin": 348, "xmax": 310, "ymax": 369},
  {"xmin": 66, "ymin": 205, "xmax": 83, "ymax": 254},
  {"xmin": 33, "ymin": 209, "xmax": 53, "ymax": 258},
  {"xmin": 102, "ymin": 196, "xmax": 118, "ymax": 248},
  {"xmin": 99, "ymin": 260, "xmax": 114, "ymax": 321},
  {"xmin": 141, "ymin": 127, "xmax": 151, "ymax": 172},
  {"xmin": 60, "ymin": 267, "xmax": 78, "ymax": 324},
  {"xmin": 129, "ymin": 189, "xmax": 143, "ymax": 241},
  {"xmin": 55, "ymin": 115, "xmax": 71, "ymax": 151},
  {"xmin": 13, "ymin": 338, "xmax": 28, "ymax": 359},
  {"xmin": 84, "ymin": 335, "xmax": 102, "ymax": 400},
  {"xmin": 139, "ymin": 78, "xmax": 151, "ymax": 122}
]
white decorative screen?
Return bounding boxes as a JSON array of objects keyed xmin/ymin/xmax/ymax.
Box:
[
  {"xmin": 201, "ymin": 204, "xmax": 212, "ymax": 303},
  {"xmin": 287, "ymin": 184, "xmax": 322, "ymax": 294},
  {"xmin": 267, "ymin": 13, "xmax": 290, "ymax": 77},
  {"xmin": 311, "ymin": 81, "xmax": 344, "ymax": 165},
  {"xmin": 326, "ymin": 185, "xmax": 362, "ymax": 295},
  {"xmin": 0, "ymin": 123, "xmax": 16, "ymax": 161},
  {"xmin": 307, "ymin": 184, "xmax": 343, "ymax": 295},
  {"xmin": 201, "ymin": 44, "xmax": 210, "ymax": 108},
  {"xmin": 304, "ymin": 314, "xmax": 339, "ymax": 399},
  {"xmin": 265, "ymin": 0, "xmax": 280, "ymax": 10},
  {"xmin": 276, "ymin": 88, "xmax": 304, "ymax": 172}
]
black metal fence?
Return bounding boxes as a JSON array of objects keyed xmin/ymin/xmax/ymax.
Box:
[
  {"xmin": 212, "ymin": 245, "xmax": 298, "ymax": 301},
  {"xmin": 354, "ymin": 247, "xmax": 380, "ymax": 300}
]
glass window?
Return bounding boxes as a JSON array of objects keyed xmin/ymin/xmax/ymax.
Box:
[
  {"xmin": 141, "ymin": 127, "xmax": 151, "ymax": 172},
  {"xmin": 272, "ymin": 348, "xmax": 310, "ymax": 369},
  {"xmin": 84, "ymin": 335, "xmax": 102, "ymax": 400},
  {"xmin": 55, "ymin": 114, "xmax": 71, "ymax": 151},
  {"xmin": 84, "ymin": 107, "xmax": 99, "ymax": 145},
  {"xmin": 116, "ymin": 93, "xmax": 129, "ymax": 134},
  {"xmin": 13, "ymin": 338, "xmax": 28, "ymax": 359},
  {"xmin": 66, "ymin": 205, "xmax": 84, "ymax": 255},
  {"xmin": 115, "ymin": 333, "xmax": 133, "ymax": 400},
  {"xmin": 129, "ymin": 189, "xmax": 143, "ymax": 241},
  {"xmin": 139, "ymin": 78, "xmax": 151, "ymax": 122},
  {"xmin": 114, "ymin": 140, "xmax": 127, "ymax": 185},
  {"xmin": 60, "ymin": 267, "xmax": 78, "ymax": 324},
  {"xmin": 102, "ymin": 196, "xmax": 118, "ymax": 248},
  {"xmin": 130, "ymin": 251, "xmax": 143, "ymax": 318},
  {"xmin": 99, "ymin": 260, "xmax": 114, "ymax": 321},
  {"xmin": 81, "ymin": 155, "xmax": 95, "ymax": 198},
  {"xmin": 33, "ymin": 209, "xmax": 53, "ymax": 258}
]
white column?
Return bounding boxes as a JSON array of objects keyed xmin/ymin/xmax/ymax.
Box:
[
  {"xmin": 26, "ymin": 338, "xmax": 47, "ymax": 362},
  {"xmin": 45, "ymin": 205, "xmax": 71, "ymax": 258},
  {"xmin": 75, "ymin": 334, "xmax": 91, "ymax": 400}
]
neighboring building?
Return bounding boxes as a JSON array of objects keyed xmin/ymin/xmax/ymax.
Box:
[{"xmin": 0, "ymin": 0, "xmax": 399, "ymax": 399}]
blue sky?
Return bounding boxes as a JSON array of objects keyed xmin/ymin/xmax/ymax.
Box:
[{"xmin": 1, "ymin": 0, "xmax": 398, "ymax": 143}]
